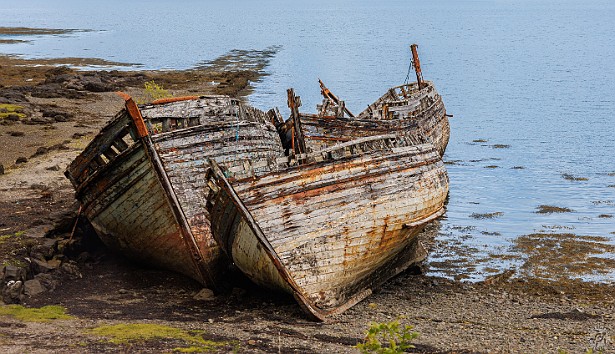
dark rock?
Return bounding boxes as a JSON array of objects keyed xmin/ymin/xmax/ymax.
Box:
[
  {"xmin": 0, "ymin": 164, "xmax": 4, "ymax": 175},
  {"xmin": 2, "ymin": 280, "xmax": 24, "ymax": 304},
  {"xmin": 26, "ymin": 116, "xmax": 55, "ymax": 125},
  {"xmin": 46, "ymin": 165, "xmax": 61, "ymax": 171},
  {"xmin": 60, "ymin": 262, "xmax": 82, "ymax": 279},
  {"xmin": 53, "ymin": 114, "xmax": 71, "ymax": 122},
  {"xmin": 2, "ymin": 265, "xmax": 27, "ymax": 281},
  {"xmin": 30, "ymin": 83, "xmax": 63, "ymax": 98},
  {"xmin": 15, "ymin": 157, "xmax": 27, "ymax": 164},
  {"xmin": 31, "ymin": 84, "xmax": 86, "ymax": 99},
  {"xmin": 23, "ymin": 279, "xmax": 46, "ymax": 296},
  {"xmin": 0, "ymin": 89, "xmax": 27, "ymax": 102},
  {"xmin": 193, "ymin": 288, "xmax": 215, "ymax": 301},
  {"xmin": 47, "ymin": 204, "xmax": 79, "ymax": 236},
  {"xmin": 44, "ymin": 66, "xmax": 73, "ymax": 81},
  {"xmin": 6, "ymin": 114, "xmax": 20, "ymax": 121},
  {"xmin": 33, "ymin": 146, "xmax": 48, "ymax": 156},
  {"xmin": 81, "ymin": 76, "xmax": 107, "ymax": 92},
  {"xmin": 30, "ymin": 238, "xmax": 58, "ymax": 259},
  {"xmin": 30, "ymin": 258, "xmax": 55, "ymax": 274},
  {"xmin": 41, "ymin": 106, "xmax": 72, "ymax": 119},
  {"xmin": 8, "ymin": 131, "xmax": 25, "ymax": 137}
]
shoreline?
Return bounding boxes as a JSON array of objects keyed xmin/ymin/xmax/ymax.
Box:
[{"xmin": 0, "ymin": 52, "xmax": 613, "ymax": 352}]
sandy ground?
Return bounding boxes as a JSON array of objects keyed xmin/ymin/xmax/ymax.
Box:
[{"xmin": 0, "ymin": 52, "xmax": 614, "ymax": 353}]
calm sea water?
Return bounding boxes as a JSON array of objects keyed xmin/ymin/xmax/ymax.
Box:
[{"xmin": 1, "ymin": 0, "xmax": 614, "ymax": 281}]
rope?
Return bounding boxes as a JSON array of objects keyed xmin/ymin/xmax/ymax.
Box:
[{"xmin": 404, "ymin": 56, "xmax": 413, "ymax": 85}]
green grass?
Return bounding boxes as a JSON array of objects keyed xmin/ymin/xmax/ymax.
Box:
[
  {"xmin": 88, "ymin": 323, "xmax": 229, "ymax": 352},
  {"xmin": 0, "ymin": 305, "xmax": 73, "ymax": 322}
]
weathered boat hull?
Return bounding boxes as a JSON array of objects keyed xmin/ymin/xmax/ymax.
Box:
[
  {"xmin": 282, "ymin": 81, "xmax": 450, "ymax": 157},
  {"xmin": 358, "ymin": 81, "xmax": 449, "ymax": 156},
  {"xmin": 207, "ymin": 137, "xmax": 449, "ymax": 319},
  {"xmin": 65, "ymin": 96, "xmax": 284, "ymax": 287}
]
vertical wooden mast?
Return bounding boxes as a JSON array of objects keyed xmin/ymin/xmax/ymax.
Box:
[{"xmin": 411, "ymin": 44, "xmax": 425, "ymax": 89}]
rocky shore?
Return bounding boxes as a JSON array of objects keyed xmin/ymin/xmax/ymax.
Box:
[{"xmin": 0, "ymin": 54, "xmax": 613, "ymax": 353}]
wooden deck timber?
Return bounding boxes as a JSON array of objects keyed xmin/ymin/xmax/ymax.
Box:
[
  {"xmin": 207, "ymin": 136, "xmax": 449, "ymax": 320},
  {"xmin": 65, "ymin": 95, "xmax": 284, "ymax": 288},
  {"xmin": 280, "ymin": 81, "xmax": 450, "ymax": 157}
]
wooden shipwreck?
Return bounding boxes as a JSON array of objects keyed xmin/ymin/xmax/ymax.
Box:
[
  {"xmin": 206, "ymin": 134, "xmax": 449, "ymax": 320},
  {"xmin": 277, "ymin": 44, "xmax": 450, "ymax": 157},
  {"xmin": 65, "ymin": 45, "xmax": 450, "ymax": 319},
  {"xmin": 65, "ymin": 94, "xmax": 284, "ymax": 287}
]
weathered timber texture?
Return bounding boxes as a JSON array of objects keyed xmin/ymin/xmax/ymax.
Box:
[
  {"xmin": 65, "ymin": 96, "xmax": 284, "ymax": 287},
  {"xmin": 143, "ymin": 97, "xmax": 284, "ymax": 286},
  {"xmin": 208, "ymin": 137, "xmax": 449, "ymax": 319},
  {"xmin": 282, "ymin": 81, "xmax": 450, "ymax": 157},
  {"xmin": 72, "ymin": 140, "xmax": 206, "ymax": 282}
]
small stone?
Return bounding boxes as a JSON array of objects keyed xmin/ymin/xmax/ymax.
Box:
[
  {"xmin": 8, "ymin": 131, "xmax": 25, "ymax": 137},
  {"xmin": 2, "ymin": 265, "xmax": 27, "ymax": 281},
  {"xmin": 2, "ymin": 280, "xmax": 24, "ymax": 304},
  {"xmin": 193, "ymin": 288, "xmax": 215, "ymax": 301},
  {"xmin": 46, "ymin": 165, "xmax": 61, "ymax": 171},
  {"xmin": 33, "ymin": 147, "xmax": 48, "ymax": 156},
  {"xmin": 247, "ymin": 340, "xmax": 257, "ymax": 345},
  {"xmin": 60, "ymin": 262, "xmax": 82, "ymax": 279},
  {"xmin": 7, "ymin": 113, "xmax": 20, "ymax": 121},
  {"xmin": 30, "ymin": 238, "xmax": 58, "ymax": 259},
  {"xmin": 118, "ymin": 288, "xmax": 129, "ymax": 294},
  {"xmin": 0, "ymin": 164, "xmax": 4, "ymax": 175},
  {"xmin": 24, "ymin": 279, "xmax": 46, "ymax": 296},
  {"xmin": 46, "ymin": 258, "xmax": 62, "ymax": 269},
  {"xmin": 30, "ymin": 258, "xmax": 55, "ymax": 274},
  {"xmin": 53, "ymin": 114, "xmax": 70, "ymax": 122},
  {"xmin": 15, "ymin": 157, "xmax": 28, "ymax": 164},
  {"xmin": 208, "ymin": 318, "xmax": 214, "ymax": 323},
  {"xmin": 34, "ymin": 273, "xmax": 58, "ymax": 292}
]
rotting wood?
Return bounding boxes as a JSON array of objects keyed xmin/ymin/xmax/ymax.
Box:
[
  {"xmin": 206, "ymin": 134, "xmax": 449, "ymax": 320},
  {"xmin": 66, "ymin": 66, "xmax": 451, "ymax": 320},
  {"xmin": 280, "ymin": 79, "xmax": 450, "ymax": 157},
  {"xmin": 65, "ymin": 95, "xmax": 285, "ymax": 289}
]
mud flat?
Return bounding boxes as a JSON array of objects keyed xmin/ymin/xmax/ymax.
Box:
[{"xmin": 0, "ymin": 54, "xmax": 614, "ymax": 353}]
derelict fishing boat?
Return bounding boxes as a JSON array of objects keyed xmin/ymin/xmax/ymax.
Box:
[
  {"xmin": 206, "ymin": 134, "xmax": 449, "ymax": 320},
  {"xmin": 65, "ymin": 94, "xmax": 284, "ymax": 287},
  {"xmin": 276, "ymin": 44, "xmax": 450, "ymax": 157}
]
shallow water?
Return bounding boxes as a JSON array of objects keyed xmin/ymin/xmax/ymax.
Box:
[{"xmin": 2, "ymin": 0, "xmax": 614, "ymax": 282}]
